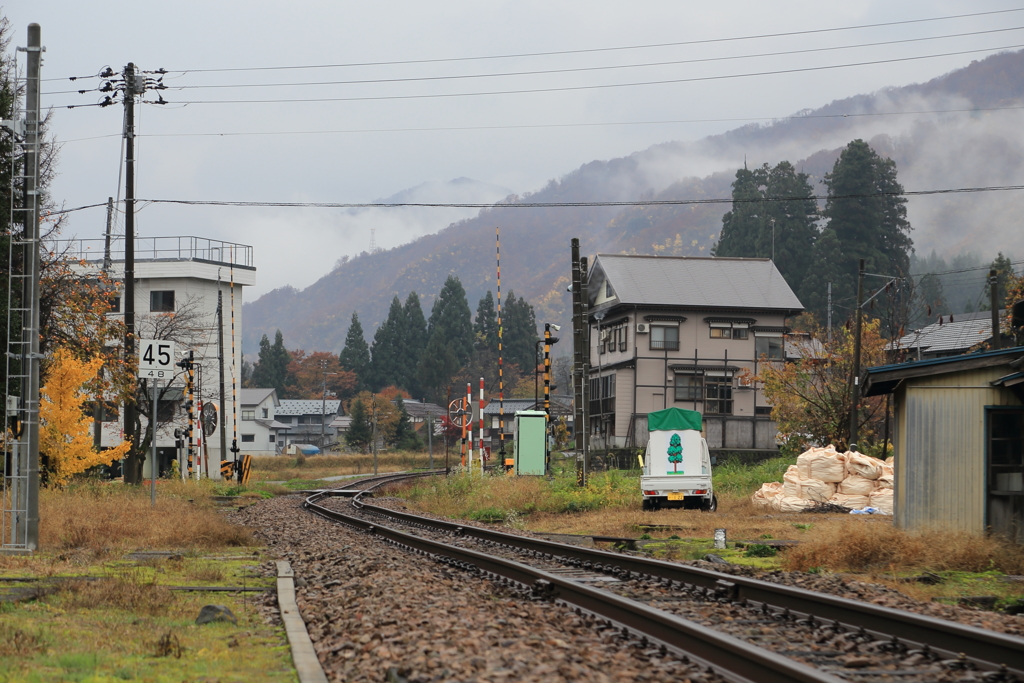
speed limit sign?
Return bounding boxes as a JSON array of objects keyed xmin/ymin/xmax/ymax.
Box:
[{"xmin": 138, "ymin": 339, "xmax": 176, "ymax": 379}]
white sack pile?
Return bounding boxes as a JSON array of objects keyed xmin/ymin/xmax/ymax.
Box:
[{"xmin": 752, "ymin": 446, "xmax": 893, "ymax": 514}]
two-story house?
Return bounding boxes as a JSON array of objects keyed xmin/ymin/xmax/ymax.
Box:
[
  {"xmin": 239, "ymin": 388, "xmax": 290, "ymax": 456},
  {"xmin": 587, "ymin": 254, "xmax": 803, "ymax": 451},
  {"xmin": 275, "ymin": 399, "xmax": 342, "ymax": 450}
]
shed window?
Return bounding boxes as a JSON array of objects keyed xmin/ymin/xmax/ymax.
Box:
[{"xmin": 150, "ymin": 290, "xmax": 175, "ymax": 313}]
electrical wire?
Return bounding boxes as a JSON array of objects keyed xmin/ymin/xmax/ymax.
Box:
[
  {"xmin": 44, "ymin": 24, "xmax": 1024, "ymax": 97},
  {"xmin": 61, "ymin": 43, "xmax": 1020, "ymax": 107},
  {"xmin": 51, "ymin": 102, "xmax": 1024, "ymax": 143},
  {"xmin": 80, "ymin": 6, "xmax": 1024, "ymax": 78}
]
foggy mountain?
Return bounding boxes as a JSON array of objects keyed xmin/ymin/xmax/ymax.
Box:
[{"xmin": 244, "ymin": 49, "xmax": 1024, "ymax": 355}]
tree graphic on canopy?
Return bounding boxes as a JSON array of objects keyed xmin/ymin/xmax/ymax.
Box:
[{"xmin": 667, "ymin": 433, "xmax": 683, "ymax": 473}]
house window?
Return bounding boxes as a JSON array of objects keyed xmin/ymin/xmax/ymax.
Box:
[
  {"xmin": 309, "ymin": 415, "xmax": 322, "ymax": 425},
  {"xmin": 705, "ymin": 376, "xmax": 734, "ymax": 414},
  {"xmin": 606, "ymin": 281, "xmax": 613, "ymax": 298},
  {"xmin": 278, "ymin": 415, "xmax": 293, "ymax": 424},
  {"xmin": 755, "ymin": 336, "xmax": 784, "ymax": 360},
  {"xmin": 674, "ymin": 374, "xmax": 702, "ymax": 401},
  {"xmin": 241, "ymin": 409, "xmax": 255, "ymax": 421},
  {"xmin": 755, "ymin": 406, "xmax": 772, "ymax": 416},
  {"xmin": 618, "ymin": 325, "xmax": 627, "ymax": 352},
  {"xmin": 710, "ymin": 327, "xmax": 732, "ymax": 339},
  {"xmin": 111, "ymin": 296, "xmax": 121, "ymax": 312},
  {"xmin": 149, "ymin": 290, "xmax": 174, "ymax": 313},
  {"xmin": 262, "ymin": 407, "xmax": 269, "ymax": 418},
  {"xmin": 269, "ymin": 434, "xmax": 276, "ymax": 443},
  {"xmin": 733, "ymin": 328, "xmax": 749, "ymax": 339},
  {"xmin": 710, "ymin": 324, "xmax": 749, "ymax": 339},
  {"xmin": 241, "ymin": 434, "xmax": 255, "ymax": 443},
  {"xmin": 650, "ymin": 325, "xmax": 679, "ymax": 351},
  {"xmin": 297, "ymin": 415, "xmax": 307, "ymax": 424}
]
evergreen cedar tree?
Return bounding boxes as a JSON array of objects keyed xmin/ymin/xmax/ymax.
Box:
[
  {"xmin": 713, "ymin": 140, "xmax": 913, "ymax": 324},
  {"xmin": 392, "ymin": 395, "xmax": 422, "ymax": 450},
  {"xmin": 338, "ymin": 312, "xmax": 371, "ymax": 390},
  {"xmin": 502, "ymin": 290, "xmax": 540, "ymax": 376},
  {"xmin": 369, "ymin": 296, "xmax": 405, "ymax": 391},
  {"xmin": 345, "ymin": 398, "xmax": 372, "ymax": 452},
  {"xmin": 252, "ymin": 330, "xmax": 291, "ymax": 397},
  {"xmin": 474, "ymin": 291, "xmax": 499, "ymax": 351}
]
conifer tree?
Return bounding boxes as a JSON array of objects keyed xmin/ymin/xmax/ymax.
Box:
[
  {"xmin": 253, "ymin": 330, "xmax": 291, "ymax": 397},
  {"xmin": 401, "ymin": 292, "xmax": 428, "ymax": 395},
  {"xmin": 474, "ymin": 290, "xmax": 499, "ymax": 352},
  {"xmin": 338, "ymin": 312, "xmax": 371, "ymax": 390},
  {"xmin": 345, "ymin": 399, "xmax": 372, "ymax": 453},
  {"xmin": 502, "ymin": 291, "xmax": 539, "ymax": 375},
  {"xmin": 369, "ymin": 296, "xmax": 405, "ymax": 390},
  {"xmin": 424, "ymin": 276, "xmax": 474, "ymax": 367},
  {"xmin": 392, "ymin": 395, "xmax": 422, "ymax": 450},
  {"xmin": 981, "ymin": 252, "xmax": 1015, "ymax": 311},
  {"xmin": 798, "ymin": 229, "xmax": 844, "ymax": 322}
]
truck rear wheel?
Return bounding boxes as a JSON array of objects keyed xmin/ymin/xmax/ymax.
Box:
[{"xmin": 700, "ymin": 494, "xmax": 718, "ymax": 513}]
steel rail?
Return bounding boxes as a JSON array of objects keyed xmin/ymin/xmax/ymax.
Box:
[
  {"xmin": 336, "ymin": 482, "xmax": 1024, "ymax": 678},
  {"xmin": 303, "ymin": 488, "xmax": 844, "ymax": 683}
]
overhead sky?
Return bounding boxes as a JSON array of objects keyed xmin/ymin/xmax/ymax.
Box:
[{"xmin": 11, "ymin": 1, "xmax": 1024, "ymax": 296}]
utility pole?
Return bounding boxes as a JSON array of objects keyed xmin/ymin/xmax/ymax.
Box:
[
  {"xmin": 849, "ymin": 259, "xmax": 865, "ymax": 451},
  {"xmin": 827, "ymin": 281, "xmax": 832, "ymax": 346},
  {"xmin": 217, "ymin": 288, "xmax": 227, "ymax": 464},
  {"xmin": 21, "ymin": 23, "xmax": 43, "ymax": 549},
  {"xmin": 990, "ymin": 269, "xmax": 1002, "ymax": 350},
  {"xmin": 571, "ymin": 239, "xmax": 585, "ymax": 486},
  {"xmin": 580, "ymin": 257, "xmax": 590, "ymax": 478},
  {"xmin": 103, "ymin": 197, "xmax": 114, "ymax": 271},
  {"xmin": 122, "ymin": 62, "xmax": 139, "ymax": 484}
]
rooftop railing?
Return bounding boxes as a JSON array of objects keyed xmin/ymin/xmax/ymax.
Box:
[{"xmin": 57, "ymin": 236, "xmax": 254, "ymax": 268}]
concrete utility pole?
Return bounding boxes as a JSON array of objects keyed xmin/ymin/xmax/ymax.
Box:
[
  {"xmin": 580, "ymin": 257, "xmax": 590, "ymax": 476},
  {"xmin": 849, "ymin": 259, "xmax": 865, "ymax": 451},
  {"xmin": 22, "ymin": 23, "xmax": 43, "ymax": 549},
  {"xmin": 571, "ymin": 239, "xmax": 585, "ymax": 486},
  {"xmin": 990, "ymin": 269, "xmax": 1002, "ymax": 350},
  {"xmin": 217, "ymin": 289, "xmax": 228, "ymax": 463},
  {"xmin": 122, "ymin": 62, "xmax": 139, "ymax": 483}
]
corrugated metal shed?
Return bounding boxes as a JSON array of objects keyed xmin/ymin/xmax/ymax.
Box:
[{"xmin": 865, "ymin": 347, "xmax": 1024, "ymax": 539}]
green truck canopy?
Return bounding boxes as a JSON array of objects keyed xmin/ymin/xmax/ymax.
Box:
[{"xmin": 647, "ymin": 407, "xmax": 702, "ymax": 432}]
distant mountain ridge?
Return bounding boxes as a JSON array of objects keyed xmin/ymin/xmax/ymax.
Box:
[{"xmin": 244, "ymin": 49, "xmax": 1024, "ymax": 355}]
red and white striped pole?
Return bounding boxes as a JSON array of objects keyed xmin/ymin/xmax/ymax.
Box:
[
  {"xmin": 466, "ymin": 382, "xmax": 473, "ymax": 473},
  {"xmin": 479, "ymin": 377, "xmax": 485, "ymax": 469}
]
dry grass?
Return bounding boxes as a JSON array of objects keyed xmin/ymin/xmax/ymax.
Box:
[
  {"xmin": 249, "ymin": 452, "xmax": 437, "ymax": 481},
  {"xmin": 782, "ymin": 521, "xmax": 1024, "ymax": 574},
  {"xmin": 40, "ymin": 481, "xmax": 253, "ymax": 551},
  {"xmin": 57, "ymin": 569, "xmax": 176, "ymax": 616}
]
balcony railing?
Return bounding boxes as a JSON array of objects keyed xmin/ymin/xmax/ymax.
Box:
[
  {"xmin": 57, "ymin": 236, "xmax": 254, "ymax": 268},
  {"xmin": 650, "ymin": 340, "xmax": 679, "ymax": 351}
]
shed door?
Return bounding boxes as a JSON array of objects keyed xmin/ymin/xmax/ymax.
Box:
[{"xmin": 987, "ymin": 408, "xmax": 1024, "ymax": 543}]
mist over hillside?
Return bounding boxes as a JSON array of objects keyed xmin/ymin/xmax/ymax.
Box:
[{"xmin": 244, "ymin": 49, "xmax": 1024, "ymax": 355}]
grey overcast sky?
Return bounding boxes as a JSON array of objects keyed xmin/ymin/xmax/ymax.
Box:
[{"xmin": 10, "ymin": 1, "xmax": 1024, "ymax": 296}]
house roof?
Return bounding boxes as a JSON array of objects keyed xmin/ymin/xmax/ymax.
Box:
[
  {"xmin": 591, "ymin": 255, "xmax": 803, "ymax": 312},
  {"xmin": 481, "ymin": 396, "xmax": 573, "ymax": 416},
  {"xmin": 891, "ymin": 311, "xmax": 1000, "ymax": 356},
  {"xmin": 863, "ymin": 346, "xmax": 1024, "ymax": 396},
  {"xmin": 330, "ymin": 415, "xmax": 353, "ymax": 429},
  {"xmin": 276, "ymin": 399, "xmax": 341, "ymax": 416},
  {"xmin": 240, "ymin": 388, "xmax": 277, "ymax": 407},
  {"xmin": 397, "ymin": 400, "xmax": 447, "ymax": 419},
  {"xmin": 255, "ymin": 418, "xmax": 292, "ymax": 431}
]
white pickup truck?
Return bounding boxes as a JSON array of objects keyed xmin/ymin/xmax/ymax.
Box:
[{"xmin": 640, "ymin": 407, "xmax": 717, "ymax": 512}]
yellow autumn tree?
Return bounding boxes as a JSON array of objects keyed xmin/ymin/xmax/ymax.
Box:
[{"xmin": 40, "ymin": 348, "xmax": 130, "ymax": 486}]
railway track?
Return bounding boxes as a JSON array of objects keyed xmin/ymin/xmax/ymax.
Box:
[{"xmin": 302, "ymin": 471, "xmax": 1024, "ymax": 683}]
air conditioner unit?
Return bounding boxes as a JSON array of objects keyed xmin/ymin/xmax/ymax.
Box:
[{"xmin": 636, "ymin": 323, "xmax": 649, "ymax": 334}]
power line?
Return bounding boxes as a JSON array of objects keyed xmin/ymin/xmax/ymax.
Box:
[
  {"xmin": 47, "ymin": 183, "xmax": 1018, "ymax": 213},
  {"xmin": 910, "ymin": 260, "xmax": 1024, "ymax": 278},
  {"xmin": 45, "ymin": 25, "xmax": 1024, "ymax": 96},
  {"xmin": 60, "ymin": 43, "xmax": 1019, "ymax": 108},
  {"xmin": 45, "ymin": 6, "xmax": 1023, "ymax": 82},
  {"xmin": 53, "ymin": 103, "xmax": 1024, "ymax": 143}
]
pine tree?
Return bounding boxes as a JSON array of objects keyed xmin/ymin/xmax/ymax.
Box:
[
  {"xmin": 345, "ymin": 399, "xmax": 372, "ymax": 453},
  {"xmin": 502, "ymin": 291, "xmax": 539, "ymax": 375},
  {"xmin": 415, "ymin": 328, "xmax": 461, "ymax": 402},
  {"xmin": 401, "ymin": 292, "xmax": 428, "ymax": 395},
  {"xmin": 714, "ymin": 162, "xmax": 817, "ymax": 294},
  {"xmin": 253, "ymin": 330, "xmax": 290, "ymax": 396},
  {"xmin": 474, "ymin": 290, "xmax": 499, "ymax": 352},
  {"xmin": 798, "ymin": 229, "xmax": 845, "ymax": 322},
  {"xmin": 392, "ymin": 395, "xmax": 422, "ymax": 450},
  {"xmin": 338, "ymin": 312, "xmax": 371, "ymax": 390},
  {"xmin": 714, "ymin": 166, "xmax": 764, "ymax": 258},
  {"xmin": 821, "ymin": 139, "xmax": 913, "ymax": 316},
  {"xmin": 423, "ymin": 275, "xmax": 474, "ymax": 367},
  {"xmin": 981, "ymin": 252, "xmax": 1015, "ymax": 311},
  {"xmin": 369, "ymin": 296, "xmax": 405, "ymax": 390}
]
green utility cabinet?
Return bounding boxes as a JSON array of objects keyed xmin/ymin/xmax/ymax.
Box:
[{"xmin": 514, "ymin": 410, "xmax": 547, "ymax": 476}]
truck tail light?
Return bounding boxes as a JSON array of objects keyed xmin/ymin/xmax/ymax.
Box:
[
  {"xmin": 693, "ymin": 489, "xmax": 707, "ymax": 495},
  {"xmin": 643, "ymin": 490, "xmax": 658, "ymax": 496}
]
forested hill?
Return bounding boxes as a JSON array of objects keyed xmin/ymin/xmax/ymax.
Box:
[{"xmin": 244, "ymin": 49, "xmax": 1024, "ymax": 354}]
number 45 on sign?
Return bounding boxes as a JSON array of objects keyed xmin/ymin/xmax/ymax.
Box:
[{"xmin": 138, "ymin": 339, "xmax": 176, "ymax": 379}]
